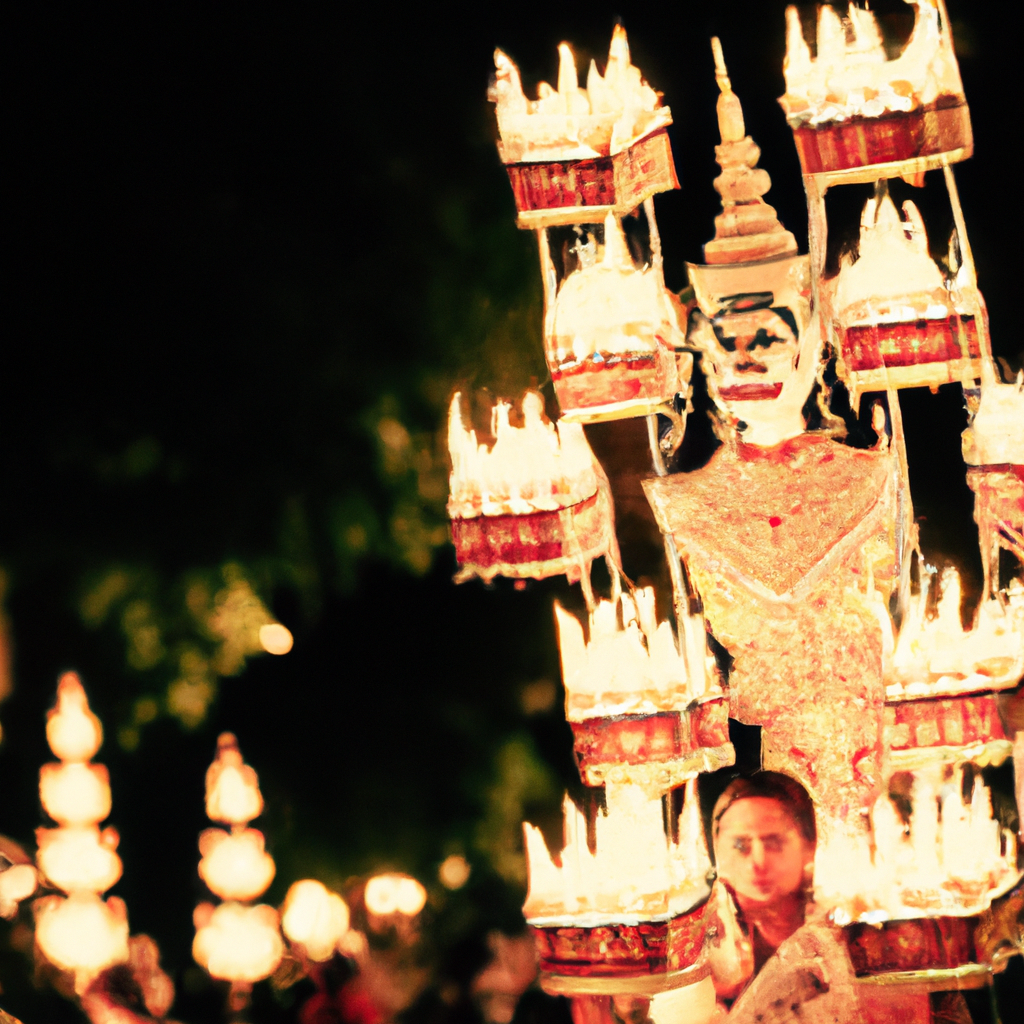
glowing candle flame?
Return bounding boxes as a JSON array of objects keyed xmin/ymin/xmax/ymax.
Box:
[
  {"xmin": 192, "ymin": 901, "xmax": 284, "ymax": 983},
  {"xmin": 889, "ymin": 563, "xmax": 1024, "ymax": 697},
  {"xmin": 35, "ymin": 892, "xmax": 130, "ymax": 991},
  {"xmin": 205, "ymin": 732, "xmax": 263, "ymax": 826},
  {"xmin": 364, "ymin": 874, "xmax": 427, "ymax": 917},
  {"xmin": 818, "ymin": 763, "xmax": 1018, "ymax": 923},
  {"xmin": 198, "ymin": 828, "xmax": 276, "ymax": 902},
  {"xmin": 556, "ymin": 587, "xmax": 717, "ymax": 720},
  {"xmin": 280, "ymin": 879, "xmax": 350, "ymax": 962},
  {"xmin": 489, "ymin": 26, "xmax": 671, "ymax": 163},
  {"xmin": 523, "ymin": 780, "xmax": 711, "ymax": 924},
  {"xmin": 447, "ymin": 391, "xmax": 599, "ymax": 519},
  {"xmin": 780, "ymin": 1, "xmax": 965, "ymax": 126},
  {"xmin": 46, "ymin": 672, "xmax": 103, "ymax": 762}
]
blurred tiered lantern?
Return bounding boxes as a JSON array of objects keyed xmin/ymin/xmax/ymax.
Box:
[
  {"xmin": 193, "ymin": 733, "xmax": 284, "ymax": 997},
  {"xmin": 193, "ymin": 734, "xmax": 358, "ymax": 995},
  {"xmin": 33, "ymin": 673, "xmax": 130, "ymax": 992},
  {"xmin": 490, "ymin": 28, "xmax": 690, "ymax": 424},
  {"xmin": 463, "ymin": 8, "xmax": 1024, "ymax": 1023}
]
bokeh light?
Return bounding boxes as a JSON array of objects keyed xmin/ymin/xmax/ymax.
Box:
[
  {"xmin": 204, "ymin": 732, "xmax": 263, "ymax": 826},
  {"xmin": 197, "ymin": 827, "xmax": 275, "ymax": 902},
  {"xmin": 364, "ymin": 873, "xmax": 427, "ymax": 917},
  {"xmin": 438, "ymin": 854, "xmax": 471, "ymax": 890},
  {"xmin": 192, "ymin": 901, "xmax": 284, "ymax": 983},
  {"xmin": 258, "ymin": 623, "xmax": 294, "ymax": 655},
  {"xmin": 280, "ymin": 879, "xmax": 350, "ymax": 961}
]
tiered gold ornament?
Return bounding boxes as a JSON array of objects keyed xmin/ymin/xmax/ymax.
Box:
[
  {"xmin": 685, "ymin": 40, "xmax": 815, "ymax": 450},
  {"xmin": 702, "ymin": 38, "xmax": 797, "ymax": 266}
]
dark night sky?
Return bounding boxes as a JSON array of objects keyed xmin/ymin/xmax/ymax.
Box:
[{"xmin": 5, "ymin": 2, "xmax": 1024, "ymax": 1021}]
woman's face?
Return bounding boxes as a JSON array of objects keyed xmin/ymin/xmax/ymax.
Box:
[{"xmin": 715, "ymin": 797, "xmax": 813, "ymax": 911}]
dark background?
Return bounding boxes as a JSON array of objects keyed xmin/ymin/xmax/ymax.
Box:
[{"xmin": 5, "ymin": 2, "xmax": 1023, "ymax": 1021}]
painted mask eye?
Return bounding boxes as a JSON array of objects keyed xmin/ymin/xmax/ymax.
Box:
[
  {"xmin": 748, "ymin": 329, "xmax": 789, "ymax": 351},
  {"xmin": 732, "ymin": 838, "xmax": 751, "ymax": 855}
]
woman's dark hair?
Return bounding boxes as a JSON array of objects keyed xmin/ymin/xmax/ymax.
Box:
[{"xmin": 711, "ymin": 771, "xmax": 816, "ymax": 847}]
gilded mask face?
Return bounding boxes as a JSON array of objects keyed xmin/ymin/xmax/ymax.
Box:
[
  {"xmin": 692, "ymin": 296, "xmax": 801, "ymax": 402},
  {"xmin": 685, "ymin": 255, "xmax": 818, "ymax": 445}
]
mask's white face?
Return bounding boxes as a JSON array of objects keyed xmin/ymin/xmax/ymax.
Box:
[
  {"xmin": 698, "ymin": 305, "xmax": 801, "ymax": 402},
  {"xmin": 686, "ymin": 256, "xmax": 818, "ymax": 447}
]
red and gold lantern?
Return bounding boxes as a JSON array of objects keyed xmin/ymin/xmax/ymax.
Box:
[
  {"xmin": 779, "ymin": 2, "xmax": 972, "ymax": 181},
  {"xmin": 447, "ymin": 391, "xmax": 619, "ymax": 594}
]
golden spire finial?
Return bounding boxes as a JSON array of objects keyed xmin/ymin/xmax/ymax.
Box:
[
  {"xmin": 702, "ymin": 37, "xmax": 796, "ymax": 264},
  {"xmin": 711, "ymin": 37, "xmax": 730, "ymax": 92},
  {"xmin": 711, "ymin": 38, "xmax": 745, "ymax": 144}
]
